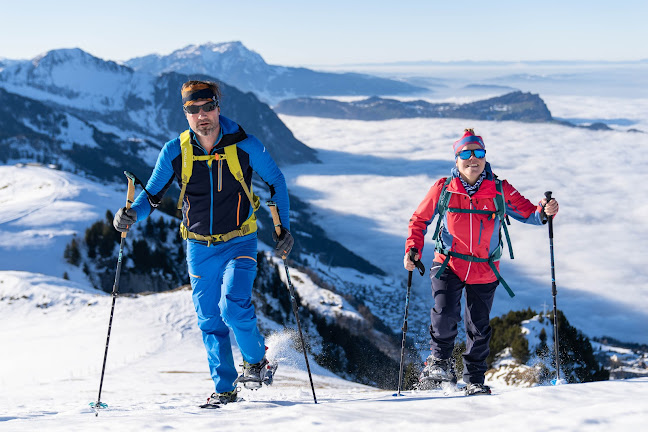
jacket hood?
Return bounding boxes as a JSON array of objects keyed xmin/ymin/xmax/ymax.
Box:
[{"xmin": 219, "ymin": 115, "xmax": 243, "ymax": 135}]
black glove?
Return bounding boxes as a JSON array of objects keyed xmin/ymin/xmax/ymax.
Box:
[
  {"xmin": 113, "ymin": 207, "xmax": 137, "ymax": 233},
  {"xmin": 272, "ymin": 227, "xmax": 294, "ymax": 258}
]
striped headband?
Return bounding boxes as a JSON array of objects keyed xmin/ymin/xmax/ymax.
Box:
[{"xmin": 182, "ymin": 84, "xmax": 218, "ymax": 106}]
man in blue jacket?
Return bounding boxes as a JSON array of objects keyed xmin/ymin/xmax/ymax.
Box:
[{"xmin": 113, "ymin": 80, "xmax": 293, "ymax": 407}]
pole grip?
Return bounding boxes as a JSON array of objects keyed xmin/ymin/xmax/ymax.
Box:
[
  {"xmin": 122, "ymin": 171, "xmax": 136, "ymax": 239},
  {"xmin": 544, "ymin": 191, "xmax": 554, "ymax": 238},
  {"xmin": 267, "ymin": 201, "xmax": 282, "ymax": 236},
  {"xmin": 408, "ymin": 247, "xmax": 425, "ymax": 276},
  {"xmin": 408, "ymin": 247, "xmax": 418, "ymax": 262}
]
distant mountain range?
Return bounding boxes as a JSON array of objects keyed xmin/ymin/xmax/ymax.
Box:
[
  {"xmin": 338, "ymin": 59, "xmax": 648, "ymax": 67},
  {"xmin": 274, "ymin": 91, "xmax": 627, "ymax": 131},
  {"xmin": 275, "ymin": 91, "xmax": 554, "ymax": 122},
  {"xmin": 126, "ymin": 41, "xmax": 426, "ymax": 104},
  {"xmin": 0, "ymin": 47, "xmax": 318, "ymax": 182}
]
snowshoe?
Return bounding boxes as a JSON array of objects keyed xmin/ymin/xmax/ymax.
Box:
[
  {"xmin": 415, "ymin": 355, "xmax": 457, "ymax": 390},
  {"xmin": 199, "ymin": 389, "xmax": 238, "ymax": 409},
  {"xmin": 464, "ymin": 383, "xmax": 491, "ymax": 396},
  {"xmin": 235, "ymin": 357, "xmax": 278, "ymax": 390}
]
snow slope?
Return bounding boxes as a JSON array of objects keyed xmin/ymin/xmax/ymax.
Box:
[
  {"xmin": 1, "ymin": 271, "xmax": 646, "ymax": 432},
  {"xmin": 0, "ymin": 165, "xmax": 128, "ymax": 282}
]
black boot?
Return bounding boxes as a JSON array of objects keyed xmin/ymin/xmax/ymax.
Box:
[
  {"xmin": 199, "ymin": 389, "xmax": 238, "ymax": 409},
  {"xmin": 464, "ymin": 383, "xmax": 491, "ymax": 396}
]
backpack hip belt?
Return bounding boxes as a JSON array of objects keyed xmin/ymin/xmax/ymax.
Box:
[{"xmin": 179, "ymin": 214, "xmax": 257, "ymax": 247}]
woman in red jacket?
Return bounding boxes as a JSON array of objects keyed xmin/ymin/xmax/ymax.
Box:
[{"xmin": 404, "ymin": 129, "xmax": 559, "ymax": 396}]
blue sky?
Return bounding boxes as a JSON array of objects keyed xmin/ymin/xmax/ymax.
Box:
[{"xmin": 1, "ymin": 0, "xmax": 646, "ymax": 65}]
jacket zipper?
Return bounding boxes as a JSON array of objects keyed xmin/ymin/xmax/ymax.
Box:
[
  {"xmin": 191, "ymin": 135, "xmax": 215, "ymax": 235},
  {"xmin": 464, "ymin": 195, "xmax": 473, "ymax": 281},
  {"xmin": 236, "ymin": 192, "xmax": 241, "ymax": 226},
  {"xmin": 478, "ymin": 220, "xmax": 483, "ymax": 245},
  {"xmin": 218, "ymin": 159, "xmax": 223, "ymax": 192}
]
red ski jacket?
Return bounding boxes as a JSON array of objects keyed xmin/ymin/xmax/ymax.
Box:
[{"xmin": 406, "ymin": 166, "xmax": 544, "ymax": 285}]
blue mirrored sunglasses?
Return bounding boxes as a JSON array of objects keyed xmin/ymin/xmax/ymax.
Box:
[{"xmin": 456, "ymin": 149, "xmax": 486, "ymax": 160}]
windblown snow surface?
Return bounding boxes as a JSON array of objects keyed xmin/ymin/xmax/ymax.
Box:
[{"xmin": 0, "ymin": 269, "xmax": 646, "ymax": 431}]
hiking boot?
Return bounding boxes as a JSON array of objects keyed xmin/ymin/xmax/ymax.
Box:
[
  {"xmin": 416, "ymin": 355, "xmax": 457, "ymax": 390},
  {"xmin": 237, "ymin": 357, "xmax": 277, "ymax": 389},
  {"xmin": 464, "ymin": 383, "xmax": 491, "ymax": 396},
  {"xmin": 199, "ymin": 389, "xmax": 238, "ymax": 409}
]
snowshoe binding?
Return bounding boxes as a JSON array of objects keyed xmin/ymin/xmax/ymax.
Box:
[
  {"xmin": 415, "ymin": 355, "xmax": 457, "ymax": 391},
  {"xmin": 199, "ymin": 389, "xmax": 238, "ymax": 409},
  {"xmin": 235, "ymin": 357, "xmax": 278, "ymax": 390},
  {"xmin": 464, "ymin": 383, "xmax": 491, "ymax": 396}
]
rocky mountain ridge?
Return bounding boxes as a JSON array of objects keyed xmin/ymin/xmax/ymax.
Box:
[{"xmin": 125, "ymin": 41, "xmax": 427, "ymax": 104}]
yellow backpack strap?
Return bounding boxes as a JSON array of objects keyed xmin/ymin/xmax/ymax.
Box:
[
  {"xmin": 223, "ymin": 144, "xmax": 261, "ymax": 211},
  {"xmin": 177, "ymin": 130, "xmax": 193, "ymax": 209}
]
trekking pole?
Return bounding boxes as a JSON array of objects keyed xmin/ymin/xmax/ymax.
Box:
[
  {"xmin": 267, "ymin": 202, "xmax": 317, "ymax": 404},
  {"xmin": 90, "ymin": 171, "xmax": 135, "ymax": 415},
  {"xmin": 395, "ymin": 248, "xmax": 425, "ymax": 397},
  {"xmin": 544, "ymin": 191, "xmax": 562, "ymax": 385}
]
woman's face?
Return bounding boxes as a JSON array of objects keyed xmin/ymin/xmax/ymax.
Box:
[{"xmin": 455, "ymin": 144, "xmax": 486, "ymax": 185}]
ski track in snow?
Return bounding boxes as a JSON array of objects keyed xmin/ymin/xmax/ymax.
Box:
[{"xmin": 0, "ymin": 166, "xmax": 71, "ymax": 225}]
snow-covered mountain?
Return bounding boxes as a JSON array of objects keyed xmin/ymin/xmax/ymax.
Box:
[
  {"xmin": 126, "ymin": 41, "xmax": 274, "ymax": 85},
  {"xmin": 126, "ymin": 41, "xmax": 427, "ymax": 104},
  {"xmin": 2, "ymin": 48, "xmax": 143, "ymax": 112},
  {"xmin": 0, "ymin": 47, "xmax": 318, "ymax": 178}
]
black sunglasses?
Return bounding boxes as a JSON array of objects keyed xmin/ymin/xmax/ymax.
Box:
[{"xmin": 183, "ymin": 100, "xmax": 219, "ymax": 114}]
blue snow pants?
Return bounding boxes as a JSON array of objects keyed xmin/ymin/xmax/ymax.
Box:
[
  {"xmin": 186, "ymin": 234, "xmax": 266, "ymax": 393},
  {"xmin": 429, "ymin": 262, "xmax": 499, "ymax": 385}
]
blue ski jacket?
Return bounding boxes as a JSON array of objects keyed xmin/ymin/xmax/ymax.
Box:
[{"xmin": 131, "ymin": 115, "xmax": 290, "ymax": 236}]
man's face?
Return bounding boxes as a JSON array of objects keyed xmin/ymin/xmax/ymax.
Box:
[{"xmin": 185, "ymin": 100, "xmax": 220, "ymax": 137}]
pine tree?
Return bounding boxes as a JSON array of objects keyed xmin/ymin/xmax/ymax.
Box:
[
  {"xmin": 64, "ymin": 238, "xmax": 81, "ymax": 266},
  {"xmin": 511, "ymin": 336, "xmax": 530, "ymax": 364},
  {"xmin": 536, "ymin": 328, "xmax": 549, "ymax": 358}
]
